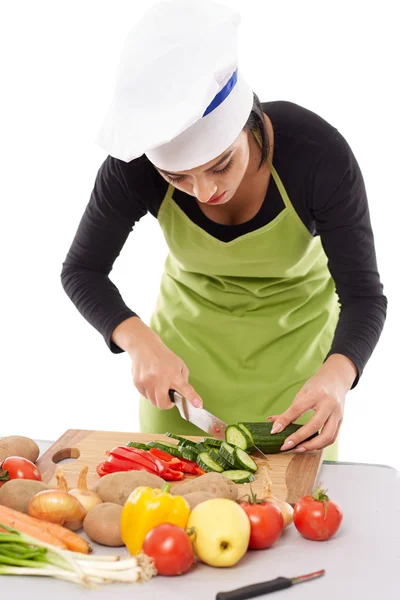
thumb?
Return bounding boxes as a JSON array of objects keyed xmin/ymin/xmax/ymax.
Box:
[{"xmin": 179, "ymin": 383, "xmax": 203, "ymax": 409}]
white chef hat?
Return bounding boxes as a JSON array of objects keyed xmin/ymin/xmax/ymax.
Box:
[{"xmin": 95, "ymin": 0, "xmax": 254, "ymax": 171}]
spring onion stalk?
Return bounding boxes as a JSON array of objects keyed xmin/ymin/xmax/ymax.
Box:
[{"xmin": 0, "ymin": 524, "xmax": 156, "ymax": 588}]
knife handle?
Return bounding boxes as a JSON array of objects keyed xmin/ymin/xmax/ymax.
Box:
[
  {"xmin": 216, "ymin": 577, "xmax": 291, "ymax": 600},
  {"xmin": 168, "ymin": 389, "xmax": 176, "ymax": 403}
]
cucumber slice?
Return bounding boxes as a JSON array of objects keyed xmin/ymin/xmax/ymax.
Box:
[
  {"xmin": 200, "ymin": 437, "xmax": 223, "ymax": 448},
  {"xmin": 179, "ymin": 446, "xmax": 198, "ymax": 462},
  {"xmin": 219, "ymin": 442, "xmax": 237, "ymax": 467},
  {"xmin": 225, "ymin": 425, "xmax": 252, "ymax": 451},
  {"xmin": 234, "ymin": 448, "xmax": 258, "ymax": 473},
  {"xmin": 195, "ymin": 442, "xmax": 210, "ymax": 453},
  {"xmin": 165, "ymin": 433, "xmax": 197, "ymax": 447},
  {"xmin": 209, "ymin": 449, "xmax": 232, "ymax": 470},
  {"xmin": 146, "ymin": 441, "xmax": 183, "ymax": 458},
  {"xmin": 126, "ymin": 441, "xmax": 149, "ymax": 450},
  {"xmin": 237, "ymin": 423, "xmax": 254, "ymax": 446},
  {"xmin": 222, "ymin": 470, "xmax": 255, "ymax": 484},
  {"xmin": 197, "ymin": 452, "xmax": 224, "ymax": 473}
]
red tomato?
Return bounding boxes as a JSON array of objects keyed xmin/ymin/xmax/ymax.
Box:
[
  {"xmin": 0, "ymin": 457, "xmax": 42, "ymax": 485},
  {"xmin": 293, "ymin": 487, "xmax": 343, "ymax": 541},
  {"xmin": 240, "ymin": 499, "xmax": 284, "ymax": 550},
  {"xmin": 143, "ymin": 524, "xmax": 194, "ymax": 576}
]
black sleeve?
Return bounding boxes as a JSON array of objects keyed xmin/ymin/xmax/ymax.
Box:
[
  {"xmin": 61, "ymin": 156, "xmax": 148, "ymax": 353},
  {"xmin": 310, "ymin": 132, "xmax": 388, "ymax": 386}
]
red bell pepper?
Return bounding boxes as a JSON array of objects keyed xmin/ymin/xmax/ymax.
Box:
[
  {"xmin": 96, "ymin": 445, "xmax": 187, "ymax": 481},
  {"xmin": 100, "ymin": 446, "xmax": 160, "ymax": 476},
  {"xmin": 162, "ymin": 468, "xmax": 185, "ymax": 481},
  {"xmin": 149, "ymin": 447, "xmax": 205, "ymax": 475}
]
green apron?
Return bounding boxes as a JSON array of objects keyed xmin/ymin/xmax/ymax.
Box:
[{"xmin": 139, "ymin": 154, "xmax": 341, "ymax": 461}]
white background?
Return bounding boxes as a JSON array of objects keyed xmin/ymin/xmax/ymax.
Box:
[{"xmin": 1, "ymin": 1, "xmax": 399, "ymax": 470}]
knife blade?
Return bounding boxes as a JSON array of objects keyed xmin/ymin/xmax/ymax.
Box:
[
  {"xmin": 216, "ymin": 569, "xmax": 325, "ymax": 600},
  {"xmin": 169, "ymin": 389, "xmax": 227, "ymax": 440},
  {"xmin": 168, "ymin": 389, "xmax": 270, "ymax": 461}
]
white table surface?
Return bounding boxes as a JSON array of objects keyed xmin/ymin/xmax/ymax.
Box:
[{"xmin": 1, "ymin": 440, "xmax": 399, "ymax": 599}]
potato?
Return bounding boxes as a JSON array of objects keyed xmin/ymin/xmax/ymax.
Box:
[
  {"xmin": 83, "ymin": 503, "xmax": 124, "ymax": 546},
  {"xmin": 93, "ymin": 471, "xmax": 165, "ymax": 506},
  {"xmin": 173, "ymin": 472, "xmax": 238, "ymax": 501},
  {"xmin": 0, "ymin": 479, "xmax": 49, "ymax": 513},
  {"xmin": 182, "ymin": 491, "xmax": 215, "ymax": 510},
  {"xmin": 0, "ymin": 436, "xmax": 40, "ymax": 463}
]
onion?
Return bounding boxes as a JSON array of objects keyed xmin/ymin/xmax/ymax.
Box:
[
  {"xmin": 28, "ymin": 489, "xmax": 87, "ymax": 526},
  {"xmin": 260, "ymin": 469, "xmax": 294, "ymax": 528},
  {"xmin": 266, "ymin": 497, "xmax": 294, "ymax": 528},
  {"xmin": 69, "ymin": 465, "xmax": 102, "ymax": 514}
]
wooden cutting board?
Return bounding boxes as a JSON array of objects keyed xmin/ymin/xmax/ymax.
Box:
[{"xmin": 37, "ymin": 429, "xmax": 324, "ymax": 505}]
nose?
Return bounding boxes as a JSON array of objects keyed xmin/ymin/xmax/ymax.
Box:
[{"xmin": 193, "ymin": 179, "xmax": 217, "ymax": 204}]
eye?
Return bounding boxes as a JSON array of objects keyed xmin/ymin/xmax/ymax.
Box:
[
  {"xmin": 214, "ymin": 159, "xmax": 233, "ymax": 176},
  {"xmin": 164, "ymin": 159, "xmax": 234, "ymax": 184}
]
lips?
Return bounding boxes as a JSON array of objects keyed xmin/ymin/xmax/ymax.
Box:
[{"xmin": 207, "ymin": 191, "xmax": 226, "ymax": 205}]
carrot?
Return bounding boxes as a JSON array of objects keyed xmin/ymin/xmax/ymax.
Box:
[
  {"xmin": 0, "ymin": 505, "xmax": 91, "ymax": 554},
  {"xmin": 0, "ymin": 511, "xmax": 67, "ymax": 549}
]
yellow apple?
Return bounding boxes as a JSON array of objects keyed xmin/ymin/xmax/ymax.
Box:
[{"xmin": 187, "ymin": 498, "xmax": 250, "ymax": 567}]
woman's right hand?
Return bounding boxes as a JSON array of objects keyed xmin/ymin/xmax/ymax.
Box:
[{"xmin": 112, "ymin": 317, "xmax": 203, "ymax": 410}]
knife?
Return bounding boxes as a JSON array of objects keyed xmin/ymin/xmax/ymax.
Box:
[
  {"xmin": 168, "ymin": 389, "xmax": 270, "ymax": 461},
  {"xmin": 216, "ymin": 569, "xmax": 325, "ymax": 600}
]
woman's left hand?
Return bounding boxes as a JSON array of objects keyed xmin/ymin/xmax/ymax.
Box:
[{"xmin": 267, "ymin": 354, "xmax": 358, "ymax": 453}]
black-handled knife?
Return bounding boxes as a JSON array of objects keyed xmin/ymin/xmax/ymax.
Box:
[{"xmin": 216, "ymin": 569, "xmax": 325, "ymax": 600}]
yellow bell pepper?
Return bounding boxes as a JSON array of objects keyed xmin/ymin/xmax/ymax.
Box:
[{"xmin": 120, "ymin": 482, "xmax": 191, "ymax": 555}]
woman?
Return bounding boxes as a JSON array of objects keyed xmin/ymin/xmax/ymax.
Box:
[{"xmin": 61, "ymin": 1, "xmax": 387, "ymax": 461}]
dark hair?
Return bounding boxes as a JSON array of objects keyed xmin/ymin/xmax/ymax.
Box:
[{"xmin": 243, "ymin": 93, "xmax": 269, "ymax": 170}]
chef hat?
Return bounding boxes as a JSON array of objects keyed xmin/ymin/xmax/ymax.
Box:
[{"xmin": 95, "ymin": 0, "xmax": 254, "ymax": 171}]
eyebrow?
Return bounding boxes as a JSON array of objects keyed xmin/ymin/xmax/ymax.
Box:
[{"xmin": 158, "ymin": 149, "xmax": 234, "ymax": 177}]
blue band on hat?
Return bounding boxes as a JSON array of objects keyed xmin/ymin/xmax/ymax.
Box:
[{"xmin": 202, "ymin": 69, "xmax": 238, "ymax": 117}]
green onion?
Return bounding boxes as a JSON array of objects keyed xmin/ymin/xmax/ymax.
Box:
[{"xmin": 0, "ymin": 525, "xmax": 156, "ymax": 587}]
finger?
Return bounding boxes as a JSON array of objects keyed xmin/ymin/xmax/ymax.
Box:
[
  {"xmin": 155, "ymin": 387, "xmax": 175, "ymax": 410},
  {"xmin": 266, "ymin": 415, "xmax": 279, "ymax": 422},
  {"xmin": 181, "ymin": 363, "xmax": 190, "ymax": 379},
  {"xmin": 177, "ymin": 382, "xmax": 203, "ymax": 408},
  {"xmin": 270, "ymin": 395, "xmax": 311, "ymax": 434},
  {"xmin": 280, "ymin": 408, "xmax": 331, "ymax": 451},
  {"xmin": 143, "ymin": 386, "xmax": 157, "ymax": 407},
  {"xmin": 293, "ymin": 413, "xmax": 341, "ymax": 452}
]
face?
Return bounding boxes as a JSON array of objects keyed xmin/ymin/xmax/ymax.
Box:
[{"xmin": 156, "ymin": 130, "xmax": 251, "ymax": 206}]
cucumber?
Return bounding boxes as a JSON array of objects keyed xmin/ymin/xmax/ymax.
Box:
[
  {"xmin": 197, "ymin": 452, "xmax": 224, "ymax": 473},
  {"xmin": 225, "ymin": 425, "xmax": 253, "ymax": 451},
  {"xmin": 165, "ymin": 433, "xmax": 198, "ymax": 447},
  {"xmin": 200, "ymin": 437, "xmax": 223, "ymax": 448},
  {"xmin": 146, "ymin": 441, "xmax": 183, "ymax": 458},
  {"xmin": 126, "ymin": 442, "xmax": 149, "ymax": 450},
  {"xmin": 234, "ymin": 448, "xmax": 257, "ymax": 473},
  {"xmin": 241, "ymin": 422, "xmax": 319, "ymax": 454},
  {"xmin": 222, "ymin": 470, "xmax": 255, "ymax": 484},
  {"xmin": 209, "ymin": 449, "xmax": 232, "ymax": 470},
  {"xmin": 179, "ymin": 446, "xmax": 198, "ymax": 462},
  {"xmin": 219, "ymin": 442, "xmax": 237, "ymax": 467},
  {"xmin": 195, "ymin": 441, "xmax": 210, "ymax": 453},
  {"xmin": 237, "ymin": 423, "xmax": 254, "ymax": 446}
]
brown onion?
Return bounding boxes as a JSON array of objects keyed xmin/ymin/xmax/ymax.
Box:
[
  {"xmin": 28, "ymin": 489, "xmax": 87, "ymax": 525},
  {"xmin": 69, "ymin": 465, "xmax": 102, "ymax": 514},
  {"xmin": 266, "ymin": 497, "xmax": 294, "ymax": 528}
]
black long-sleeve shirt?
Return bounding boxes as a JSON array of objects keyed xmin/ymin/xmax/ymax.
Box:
[{"xmin": 61, "ymin": 100, "xmax": 388, "ymax": 385}]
